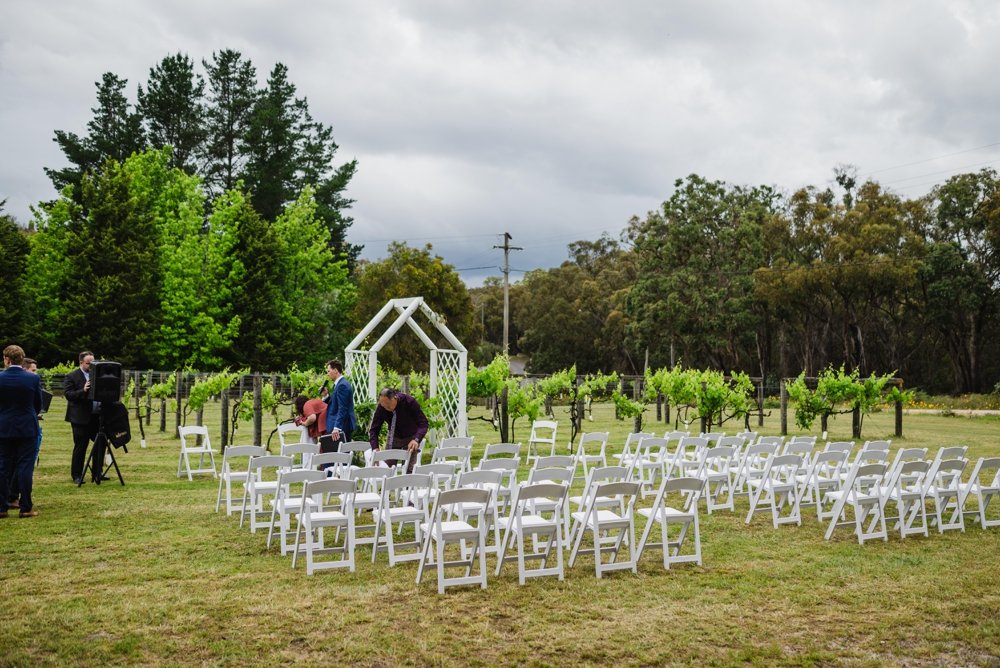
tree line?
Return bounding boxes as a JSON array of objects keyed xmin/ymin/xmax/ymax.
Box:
[{"xmin": 3, "ymin": 49, "xmax": 999, "ymax": 395}]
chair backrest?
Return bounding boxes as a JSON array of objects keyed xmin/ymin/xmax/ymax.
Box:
[
  {"xmin": 935, "ymin": 445, "xmax": 968, "ymax": 462},
  {"xmin": 276, "ymin": 468, "xmax": 326, "ymax": 497},
  {"xmin": 527, "ymin": 467, "xmax": 573, "ymax": 485},
  {"xmin": 430, "ymin": 446, "xmax": 473, "ymax": 472},
  {"xmin": 658, "ymin": 476, "xmax": 705, "ymax": 512},
  {"xmin": 699, "ymin": 432, "xmax": 725, "ymax": 445},
  {"xmin": 457, "ymin": 468, "xmax": 503, "ymax": 489},
  {"xmin": 277, "ymin": 422, "xmax": 307, "ymax": 445},
  {"xmin": 483, "ymin": 442, "xmax": 522, "ymax": 460},
  {"xmin": 756, "ymin": 436, "xmax": 785, "ymax": 449},
  {"xmin": 664, "ymin": 430, "xmax": 690, "ymax": 444},
  {"xmin": 971, "ymin": 457, "xmax": 1000, "ymax": 489},
  {"xmin": 576, "ymin": 432, "xmax": 610, "ymax": 456},
  {"xmin": 247, "ymin": 455, "xmax": 293, "ymax": 480},
  {"xmin": 528, "ymin": 420, "xmax": 558, "ymax": 446},
  {"xmin": 382, "ymin": 473, "xmax": 433, "ymax": 502},
  {"xmin": 862, "ymin": 439, "xmax": 891, "ymax": 452},
  {"xmin": 783, "ymin": 440, "xmax": 815, "ymax": 462},
  {"xmin": 439, "ymin": 436, "xmax": 474, "ymax": 450},
  {"xmin": 514, "ymin": 482, "xmax": 567, "ymax": 504},
  {"xmin": 533, "ymin": 455, "xmax": 575, "ymax": 471},
  {"xmin": 221, "ymin": 445, "xmax": 266, "ymax": 468},
  {"xmin": 372, "ymin": 449, "xmax": 410, "ymax": 471},
  {"xmin": 281, "ymin": 442, "xmax": 320, "ymax": 468},
  {"xmin": 700, "ymin": 445, "xmax": 735, "ymax": 472},
  {"xmin": 414, "ymin": 462, "xmax": 459, "ymax": 478},
  {"xmin": 478, "ymin": 458, "xmax": 520, "ymax": 486},
  {"xmin": 824, "ymin": 441, "xmax": 855, "ymax": 454},
  {"xmin": 809, "ymin": 449, "xmax": 849, "ymax": 477},
  {"xmin": 302, "ymin": 477, "xmax": 357, "ymax": 507},
  {"xmin": 350, "ymin": 466, "xmax": 392, "ymax": 494},
  {"xmin": 179, "ymin": 425, "xmax": 210, "ymax": 449},
  {"xmin": 591, "ymin": 480, "xmax": 642, "ymax": 505},
  {"xmin": 735, "ymin": 431, "xmax": 758, "ymax": 445},
  {"xmin": 893, "ymin": 460, "xmax": 931, "ymax": 494},
  {"xmin": 435, "ymin": 487, "xmax": 492, "ymax": 510},
  {"xmin": 929, "ymin": 458, "xmax": 967, "ymax": 492},
  {"xmin": 312, "ymin": 451, "xmax": 353, "ymax": 476},
  {"xmin": 788, "ymin": 435, "xmax": 817, "ymax": 446},
  {"xmin": 624, "ymin": 432, "xmax": 656, "ymax": 451},
  {"xmin": 717, "ymin": 435, "xmax": 746, "ymax": 449}
]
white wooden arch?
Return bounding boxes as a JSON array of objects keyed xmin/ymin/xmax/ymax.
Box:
[{"xmin": 345, "ymin": 297, "xmax": 468, "ymax": 440}]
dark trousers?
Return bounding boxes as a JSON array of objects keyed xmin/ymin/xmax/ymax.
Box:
[
  {"xmin": 70, "ymin": 421, "xmax": 97, "ymax": 480},
  {"xmin": 388, "ymin": 436, "xmax": 420, "ymax": 473},
  {"xmin": 0, "ymin": 436, "xmax": 35, "ymax": 513}
]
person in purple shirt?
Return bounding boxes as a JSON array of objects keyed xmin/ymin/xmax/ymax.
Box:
[{"xmin": 368, "ymin": 388, "xmax": 429, "ymax": 473}]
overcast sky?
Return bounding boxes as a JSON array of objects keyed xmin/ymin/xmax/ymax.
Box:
[{"xmin": 3, "ymin": 1, "xmax": 999, "ymax": 285}]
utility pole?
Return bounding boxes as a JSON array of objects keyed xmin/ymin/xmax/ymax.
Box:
[{"xmin": 493, "ymin": 232, "xmax": 523, "ymax": 355}]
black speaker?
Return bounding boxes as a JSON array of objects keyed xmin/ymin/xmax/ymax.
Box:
[{"xmin": 89, "ymin": 360, "xmax": 123, "ymax": 404}]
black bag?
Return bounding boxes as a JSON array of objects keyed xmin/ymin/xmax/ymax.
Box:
[
  {"xmin": 103, "ymin": 401, "xmax": 132, "ymax": 449},
  {"xmin": 318, "ymin": 434, "xmax": 338, "ymax": 453}
]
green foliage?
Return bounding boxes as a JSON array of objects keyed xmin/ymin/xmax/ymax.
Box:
[
  {"xmin": 185, "ymin": 370, "xmax": 241, "ymax": 413},
  {"xmin": 611, "ymin": 390, "xmax": 646, "ymax": 420},
  {"xmin": 537, "ymin": 366, "xmax": 575, "ymax": 399},
  {"xmin": 148, "ymin": 374, "xmax": 177, "ymax": 400},
  {"xmin": 467, "ymin": 354, "xmax": 510, "ymax": 399},
  {"xmin": 235, "ymin": 383, "xmax": 282, "ymax": 428},
  {"xmin": 785, "ymin": 366, "xmax": 900, "ymax": 434},
  {"xmin": 287, "ymin": 365, "xmax": 326, "ymax": 399},
  {"xmin": 505, "ymin": 379, "xmax": 544, "ymax": 426}
]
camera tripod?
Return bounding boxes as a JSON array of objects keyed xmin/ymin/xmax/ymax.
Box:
[{"xmin": 79, "ymin": 412, "xmax": 125, "ymax": 487}]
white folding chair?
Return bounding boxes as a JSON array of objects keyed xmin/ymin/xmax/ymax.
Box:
[
  {"xmin": 699, "ymin": 431, "xmax": 725, "ymax": 446},
  {"xmin": 883, "ymin": 460, "xmax": 932, "ymax": 538},
  {"xmin": 411, "ymin": 462, "xmax": 459, "ymax": 510},
  {"xmin": 925, "ymin": 458, "xmax": 967, "ymax": 533},
  {"xmin": 177, "ymin": 425, "xmax": 217, "ymax": 481},
  {"xmin": 452, "ymin": 469, "xmax": 504, "ymax": 552},
  {"xmin": 372, "ymin": 473, "xmax": 433, "ymax": 565},
  {"xmin": 613, "ymin": 431, "xmax": 656, "ymax": 466},
  {"xmin": 574, "ymin": 431, "xmax": 611, "ymax": 479},
  {"xmin": 478, "ymin": 457, "xmax": 520, "ymax": 514},
  {"xmin": 745, "ymin": 454, "xmax": 804, "ymax": 528},
  {"xmin": 569, "ymin": 480, "xmax": 643, "ymax": 578},
  {"xmin": 959, "ymin": 457, "xmax": 1000, "ymax": 529},
  {"xmin": 416, "ymin": 488, "xmax": 492, "ymax": 594},
  {"xmin": 339, "ymin": 441, "xmax": 373, "ymax": 469},
  {"xmin": 372, "ymin": 448, "xmax": 411, "ymax": 473},
  {"xmin": 267, "ymin": 469, "xmax": 326, "ymax": 554},
  {"xmin": 568, "ymin": 465, "xmax": 630, "ymax": 540},
  {"xmin": 495, "ymin": 482, "xmax": 568, "ymax": 584},
  {"xmin": 636, "ymin": 476, "xmax": 705, "ymax": 569},
  {"xmin": 525, "ymin": 466, "xmax": 574, "ymax": 542},
  {"xmin": 696, "ymin": 444, "xmax": 736, "ymax": 513},
  {"xmin": 215, "ymin": 445, "xmax": 265, "ymax": 515},
  {"xmin": 824, "ymin": 463, "xmax": 889, "ymax": 544},
  {"xmin": 667, "ymin": 436, "xmax": 709, "ymax": 480},
  {"xmin": 240, "ymin": 455, "xmax": 293, "ymax": 533},
  {"xmin": 349, "ymin": 466, "xmax": 392, "ymax": 547},
  {"xmin": 292, "ymin": 477, "xmax": 358, "ymax": 574},
  {"xmin": 732, "ymin": 442, "xmax": 779, "ymax": 496},
  {"xmin": 625, "ymin": 437, "xmax": 671, "ymax": 499},
  {"xmin": 526, "ymin": 420, "xmax": 558, "ymax": 461},
  {"xmin": 278, "ymin": 422, "xmax": 308, "ymax": 448},
  {"xmin": 798, "ymin": 450, "xmax": 849, "ymax": 522}
]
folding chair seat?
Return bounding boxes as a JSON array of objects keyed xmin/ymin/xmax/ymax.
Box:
[
  {"xmin": 732, "ymin": 442, "xmax": 778, "ymax": 497},
  {"xmin": 883, "ymin": 460, "xmax": 932, "ymax": 538},
  {"xmin": 177, "ymin": 425, "xmax": 218, "ymax": 481},
  {"xmin": 959, "ymin": 457, "xmax": 1000, "ymax": 529},
  {"xmin": 215, "ymin": 445, "xmax": 266, "ymax": 515},
  {"xmin": 372, "ymin": 473, "xmax": 433, "ymax": 565},
  {"xmin": 696, "ymin": 445, "xmax": 735, "ymax": 513},
  {"xmin": 240, "ymin": 455, "xmax": 293, "ymax": 533},
  {"xmin": 312, "ymin": 451, "xmax": 353, "ymax": 479},
  {"xmin": 267, "ymin": 469, "xmax": 326, "ymax": 554},
  {"xmin": 797, "ymin": 450, "xmax": 849, "ymax": 522},
  {"xmin": 278, "ymin": 422, "xmax": 308, "ymax": 448},
  {"xmin": 526, "ymin": 420, "xmax": 559, "ymax": 462},
  {"xmin": 623, "ymin": 437, "xmax": 670, "ymax": 499},
  {"xmin": 569, "ymin": 480, "xmax": 643, "ymax": 578},
  {"xmin": 568, "ymin": 465, "xmax": 630, "ymax": 538},
  {"xmin": 636, "ymin": 476, "xmax": 705, "ymax": 569},
  {"xmin": 280, "ymin": 441, "xmax": 319, "ymax": 470},
  {"xmin": 292, "ymin": 478, "xmax": 358, "ymax": 574},
  {"xmin": 526, "ymin": 467, "xmax": 574, "ymax": 543},
  {"xmin": 495, "ymin": 482, "xmax": 568, "ymax": 584},
  {"xmin": 613, "ymin": 432, "xmax": 656, "ymax": 467},
  {"xmin": 430, "ymin": 446, "xmax": 473, "ymax": 474},
  {"xmin": 745, "ymin": 454, "xmax": 804, "ymax": 528},
  {"xmin": 349, "ymin": 466, "xmax": 392, "ymax": 547},
  {"xmin": 416, "ymin": 488, "xmax": 492, "ymax": 594},
  {"xmin": 824, "ymin": 463, "xmax": 889, "ymax": 544},
  {"xmin": 925, "ymin": 458, "xmax": 967, "ymax": 533},
  {"xmin": 574, "ymin": 431, "xmax": 611, "ymax": 479}
]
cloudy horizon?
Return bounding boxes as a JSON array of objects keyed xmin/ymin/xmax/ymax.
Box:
[{"xmin": 3, "ymin": 1, "xmax": 999, "ymax": 286}]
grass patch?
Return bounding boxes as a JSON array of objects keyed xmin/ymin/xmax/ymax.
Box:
[{"xmin": 2, "ymin": 399, "xmax": 1000, "ymax": 666}]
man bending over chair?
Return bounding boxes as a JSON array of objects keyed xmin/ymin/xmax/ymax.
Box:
[{"xmin": 368, "ymin": 388, "xmax": 428, "ymax": 474}]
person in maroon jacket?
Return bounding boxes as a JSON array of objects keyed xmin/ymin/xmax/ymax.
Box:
[{"xmin": 368, "ymin": 388, "xmax": 428, "ymax": 473}]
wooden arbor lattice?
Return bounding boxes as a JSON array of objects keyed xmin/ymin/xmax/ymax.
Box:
[{"xmin": 345, "ymin": 297, "xmax": 468, "ymax": 441}]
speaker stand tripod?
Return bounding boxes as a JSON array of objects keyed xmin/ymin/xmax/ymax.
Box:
[{"xmin": 79, "ymin": 413, "xmax": 125, "ymax": 487}]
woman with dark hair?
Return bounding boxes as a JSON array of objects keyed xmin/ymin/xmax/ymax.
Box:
[{"xmin": 294, "ymin": 395, "xmax": 327, "ymax": 442}]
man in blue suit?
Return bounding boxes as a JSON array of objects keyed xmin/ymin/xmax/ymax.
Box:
[
  {"xmin": 0, "ymin": 345, "xmax": 42, "ymax": 518},
  {"xmin": 324, "ymin": 359, "xmax": 357, "ymax": 445}
]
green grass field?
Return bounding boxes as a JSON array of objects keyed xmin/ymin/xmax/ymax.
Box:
[{"xmin": 2, "ymin": 399, "xmax": 999, "ymax": 667}]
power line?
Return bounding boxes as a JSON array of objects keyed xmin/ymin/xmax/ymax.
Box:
[{"xmin": 862, "ymin": 141, "xmax": 1000, "ymax": 177}]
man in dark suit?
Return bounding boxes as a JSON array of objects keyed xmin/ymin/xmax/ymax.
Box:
[
  {"xmin": 64, "ymin": 351, "xmax": 99, "ymax": 484},
  {"xmin": 0, "ymin": 345, "xmax": 43, "ymax": 518},
  {"xmin": 324, "ymin": 359, "xmax": 357, "ymax": 445}
]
